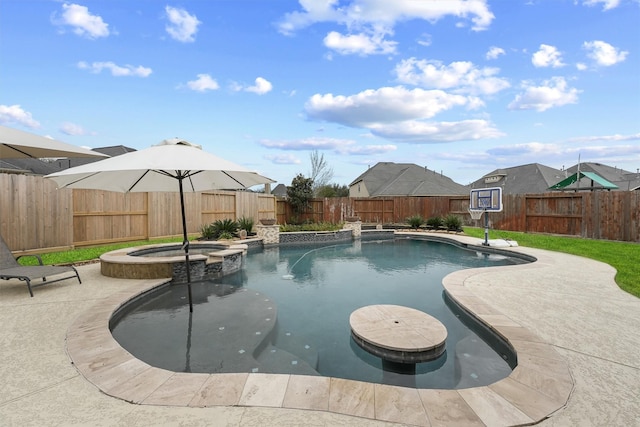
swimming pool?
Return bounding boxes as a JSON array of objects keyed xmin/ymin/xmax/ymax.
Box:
[{"xmin": 110, "ymin": 238, "xmax": 528, "ymax": 389}]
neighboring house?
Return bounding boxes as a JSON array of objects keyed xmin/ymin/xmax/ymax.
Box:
[
  {"xmin": 468, "ymin": 163, "xmax": 565, "ymax": 194},
  {"xmin": 0, "ymin": 157, "xmax": 61, "ymax": 175},
  {"xmin": 271, "ymin": 183, "xmax": 288, "ymax": 198},
  {"xmin": 349, "ymin": 162, "xmax": 468, "ymax": 197},
  {"xmin": 0, "ymin": 145, "xmax": 135, "ymax": 175},
  {"xmin": 557, "ymin": 162, "xmax": 640, "ymax": 191}
]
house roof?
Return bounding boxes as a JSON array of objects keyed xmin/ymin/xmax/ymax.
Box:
[
  {"xmin": 0, "ymin": 145, "xmax": 136, "ymax": 175},
  {"xmin": 564, "ymin": 162, "xmax": 640, "ymax": 191},
  {"xmin": 350, "ymin": 162, "xmax": 468, "ymax": 196},
  {"xmin": 0, "ymin": 157, "xmax": 64, "ymax": 175},
  {"xmin": 271, "ymin": 183, "xmax": 287, "ymax": 197},
  {"xmin": 548, "ymin": 171, "xmax": 618, "ymax": 191},
  {"xmin": 468, "ymin": 163, "xmax": 565, "ymax": 194}
]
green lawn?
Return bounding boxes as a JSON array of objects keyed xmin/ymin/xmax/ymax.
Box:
[
  {"xmin": 19, "ymin": 229, "xmax": 639, "ymax": 299},
  {"xmin": 464, "ymin": 227, "xmax": 640, "ymax": 298},
  {"xmin": 17, "ymin": 237, "xmax": 183, "ymax": 266}
]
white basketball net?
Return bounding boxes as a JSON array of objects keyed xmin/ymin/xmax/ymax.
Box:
[{"xmin": 468, "ymin": 208, "xmax": 484, "ymax": 220}]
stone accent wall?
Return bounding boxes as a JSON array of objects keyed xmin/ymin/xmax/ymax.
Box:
[
  {"xmin": 343, "ymin": 221, "xmax": 362, "ymax": 238},
  {"xmin": 257, "ymin": 224, "xmax": 279, "ymax": 245}
]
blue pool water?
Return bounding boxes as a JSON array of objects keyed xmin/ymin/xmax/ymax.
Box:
[{"xmin": 111, "ymin": 238, "xmax": 526, "ymax": 389}]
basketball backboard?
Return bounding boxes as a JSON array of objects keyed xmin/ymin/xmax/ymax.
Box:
[{"xmin": 470, "ymin": 187, "xmax": 503, "ymax": 212}]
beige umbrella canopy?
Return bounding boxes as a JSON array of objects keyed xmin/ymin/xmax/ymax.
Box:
[
  {"xmin": 46, "ymin": 138, "xmax": 275, "ymax": 311},
  {"xmin": 0, "ymin": 125, "xmax": 107, "ymax": 159}
]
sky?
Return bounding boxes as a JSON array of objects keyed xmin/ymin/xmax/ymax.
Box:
[{"xmin": 1, "ymin": 0, "xmax": 639, "ymax": 187}]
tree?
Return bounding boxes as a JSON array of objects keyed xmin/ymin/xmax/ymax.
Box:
[
  {"xmin": 287, "ymin": 173, "xmax": 314, "ymax": 216},
  {"xmin": 316, "ymin": 183, "xmax": 349, "ymax": 197},
  {"xmin": 309, "ymin": 150, "xmax": 333, "ymax": 196}
]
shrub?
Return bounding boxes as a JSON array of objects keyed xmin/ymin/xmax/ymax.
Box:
[
  {"xmin": 217, "ymin": 231, "xmax": 235, "ymax": 240},
  {"xmin": 200, "ymin": 223, "xmax": 216, "ymax": 240},
  {"xmin": 406, "ymin": 215, "xmax": 424, "ymax": 229},
  {"xmin": 426, "ymin": 216, "xmax": 444, "ymax": 229},
  {"xmin": 212, "ymin": 218, "xmax": 239, "ymax": 239},
  {"xmin": 237, "ymin": 216, "xmax": 255, "ymax": 234},
  {"xmin": 444, "ymin": 214, "xmax": 462, "ymax": 231}
]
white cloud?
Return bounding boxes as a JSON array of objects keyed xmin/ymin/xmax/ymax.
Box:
[
  {"xmin": 581, "ymin": 0, "xmax": 621, "ymax": 10},
  {"xmin": 0, "ymin": 104, "xmax": 40, "ymax": 128},
  {"xmin": 77, "ymin": 61, "xmax": 152, "ymax": 77},
  {"xmin": 484, "ymin": 140, "xmax": 640, "ymax": 167},
  {"xmin": 576, "ymin": 62, "xmax": 588, "ymax": 71},
  {"xmin": 508, "ymin": 77, "xmax": 580, "ymax": 112},
  {"xmin": 394, "ymin": 58, "xmax": 510, "ymax": 95},
  {"xmin": 438, "ymin": 138, "xmax": 640, "ymax": 170},
  {"xmin": 280, "ymin": 0, "xmax": 494, "ymax": 56},
  {"xmin": 335, "ymin": 144, "xmax": 397, "ymax": 155},
  {"xmin": 260, "ymin": 137, "xmax": 396, "ymax": 156},
  {"xmin": 53, "ymin": 3, "xmax": 110, "ymax": 39},
  {"xmin": 583, "ymin": 40, "xmax": 628, "ymax": 66},
  {"xmin": 264, "ymin": 153, "xmax": 302, "ymax": 165},
  {"xmin": 567, "ymin": 144, "xmax": 640, "ymax": 158},
  {"xmin": 323, "ymin": 31, "xmax": 397, "ymax": 56},
  {"xmin": 186, "ymin": 74, "xmax": 220, "ymax": 92},
  {"xmin": 417, "ymin": 33, "xmax": 432, "ymax": 47},
  {"xmin": 369, "ymin": 119, "xmax": 505, "ymax": 143},
  {"xmin": 59, "ymin": 122, "xmax": 85, "ymax": 135},
  {"xmin": 231, "ymin": 77, "xmax": 273, "ymax": 95},
  {"xmin": 488, "ymin": 142, "xmax": 561, "ymax": 157},
  {"xmin": 568, "ymin": 132, "xmax": 640, "ymax": 143},
  {"xmin": 165, "ymin": 6, "xmax": 201, "ymax": 43},
  {"xmin": 278, "ymin": 0, "xmax": 495, "ymax": 35},
  {"xmin": 532, "ymin": 44, "xmax": 565, "ymax": 68},
  {"xmin": 305, "ymin": 86, "xmax": 472, "ymax": 127},
  {"xmin": 486, "ymin": 46, "xmax": 505, "ymax": 60},
  {"xmin": 246, "ymin": 77, "xmax": 273, "ymax": 95},
  {"xmin": 259, "ymin": 137, "xmax": 353, "ymax": 150}
]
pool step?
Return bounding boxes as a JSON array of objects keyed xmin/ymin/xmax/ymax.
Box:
[
  {"xmin": 272, "ymin": 331, "xmax": 319, "ymax": 370},
  {"xmin": 255, "ymin": 345, "xmax": 319, "ymax": 376}
]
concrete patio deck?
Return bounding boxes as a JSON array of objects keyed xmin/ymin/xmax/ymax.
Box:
[{"xmin": 1, "ymin": 234, "xmax": 638, "ymax": 426}]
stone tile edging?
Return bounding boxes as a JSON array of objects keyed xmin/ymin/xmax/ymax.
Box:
[{"xmin": 66, "ymin": 236, "xmax": 573, "ymax": 426}]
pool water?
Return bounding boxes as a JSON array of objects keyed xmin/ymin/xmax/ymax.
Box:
[{"xmin": 111, "ymin": 238, "xmax": 525, "ymax": 389}]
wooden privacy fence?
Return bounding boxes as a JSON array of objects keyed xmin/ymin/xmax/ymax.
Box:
[
  {"xmin": 0, "ymin": 173, "xmax": 276, "ymax": 252},
  {"xmin": 2, "ymin": 173, "xmax": 637, "ymax": 251},
  {"xmin": 277, "ymin": 192, "xmax": 640, "ymax": 242}
]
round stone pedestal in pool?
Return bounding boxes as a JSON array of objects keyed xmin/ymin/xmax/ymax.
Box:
[{"xmin": 350, "ymin": 304, "xmax": 447, "ymax": 364}]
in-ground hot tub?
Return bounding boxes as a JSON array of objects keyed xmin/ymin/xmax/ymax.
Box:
[{"xmin": 100, "ymin": 240, "xmax": 260, "ymax": 282}]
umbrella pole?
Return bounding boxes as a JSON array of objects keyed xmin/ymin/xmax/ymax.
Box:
[{"xmin": 178, "ymin": 176, "xmax": 194, "ymax": 313}]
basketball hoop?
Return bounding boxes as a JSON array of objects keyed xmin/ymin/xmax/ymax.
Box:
[{"xmin": 468, "ymin": 208, "xmax": 484, "ymax": 220}]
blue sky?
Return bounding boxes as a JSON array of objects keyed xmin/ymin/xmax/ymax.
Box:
[{"xmin": 1, "ymin": 0, "xmax": 638, "ymax": 187}]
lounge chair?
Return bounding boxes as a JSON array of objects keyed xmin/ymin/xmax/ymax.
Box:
[{"xmin": 0, "ymin": 234, "xmax": 81, "ymax": 297}]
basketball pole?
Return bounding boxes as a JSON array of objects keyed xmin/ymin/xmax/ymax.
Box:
[{"xmin": 483, "ymin": 208, "xmax": 489, "ymax": 246}]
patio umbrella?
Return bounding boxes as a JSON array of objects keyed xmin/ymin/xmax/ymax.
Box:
[
  {"xmin": 45, "ymin": 138, "xmax": 275, "ymax": 311},
  {"xmin": 0, "ymin": 125, "xmax": 108, "ymax": 159}
]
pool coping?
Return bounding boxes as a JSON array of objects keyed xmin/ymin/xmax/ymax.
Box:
[{"xmin": 66, "ymin": 233, "xmax": 574, "ymax": 426}]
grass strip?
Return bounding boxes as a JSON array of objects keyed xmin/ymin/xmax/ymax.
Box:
[{"xmin": 17, "ymin": 237, "xmax": 183, "ymax": 266}]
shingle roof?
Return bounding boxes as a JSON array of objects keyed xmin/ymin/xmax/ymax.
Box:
[
  {"xmin": 271, "ymin": 183, "xmax": 287, "ymax": 197},
  {"xmin": 468, "ymin": 163, "xmax": 565, "ymax": 194},
  {"xmin": 350, "ymin": 162, "xmax": 468, "ymax": 196},
  {"xmin": 0, "ymin": 158, "xmax": 63, "ymax": 175},
  {"xmin": 564, "ymin": 162, "xmax": 639, "ymax": 191},
  {"xmin": 0, "ymin": 145, "xmax": 137, "ymax": 175}
]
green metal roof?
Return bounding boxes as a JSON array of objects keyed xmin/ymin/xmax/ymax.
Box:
[{"xmin": 548, "ymin": 171, "xmax": 618, "ymax": 190}]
